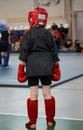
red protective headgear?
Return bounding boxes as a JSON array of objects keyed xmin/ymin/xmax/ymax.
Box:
[{"xmin": 28, "ymin": 7, "xmax": 48, "ymax": 27}]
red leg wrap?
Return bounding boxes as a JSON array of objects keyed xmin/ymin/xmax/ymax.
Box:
[
  {"xmin": 25, "ymin": 98, "xmax": 38, "ymax": 128},
  {"xmin": 45, "ymin": 96, "xmax": 56, "ymax": 126}
]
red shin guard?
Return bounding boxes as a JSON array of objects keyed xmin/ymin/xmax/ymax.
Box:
[
  {"xmin": 45, "ymin": 96, "xmax": 56, "ymax": 126},
  {"xmin": 25, "ymin": 98, "xmax": 38, "ymax": 128}
]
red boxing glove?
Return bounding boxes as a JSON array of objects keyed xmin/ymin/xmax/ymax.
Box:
[
  {"xmin": 17, "ymin": 64, "xmax": 28, "ymax": 83},
  {"xmin": 52, "ymin": 63, "xmax": 61, "ymax": 81}
]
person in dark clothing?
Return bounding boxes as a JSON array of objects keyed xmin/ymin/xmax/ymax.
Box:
[
  {"xmin": 58, "ymin": 24, "xmax": 65, "ymax": 39},
  {"xmin": 74, "ymin": 40, "xmax": 83, "ymax": 52},
  {"xmin": 0, "ymin": 33, "xmax": 1, "ymax": 64},
  {"xmin": 62, "ymin": 39, "xmax": 73, "ymax": 50},
  {"xmin": 0, "ymin": 29, "xmax": 10, "ymax": 66},
  {"xmin": 51, "ymin": 25, "xmax": 62, "ymax": 50},
  {"xmin": 63, "ymin": 23, "xmax": 69, "ymax": 41},
  {"xmin": 17, "ymin": 7, "xmax": 61, "ymax": 129},
  {"xmin": 0, "ymin": 52, "xmax": 2, "ymax": 64}
]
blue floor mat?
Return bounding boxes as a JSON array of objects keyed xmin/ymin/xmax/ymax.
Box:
[{"xmin": 0, "ymin": 53, "xmax": 83, "ymax": 86}]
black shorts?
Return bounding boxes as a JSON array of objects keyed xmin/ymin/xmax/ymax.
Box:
[
  {"xmin": 28, "ymin": 76, "xmax": 52, "ymax": 86},
  {"xmin": 0, "ymin": 41, "xmax": 8, "ymax": 52}
]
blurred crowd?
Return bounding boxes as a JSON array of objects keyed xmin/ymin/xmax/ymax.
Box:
[
  {"xmin": 7, "ymin": 22, "xmax": 83, "ymax": 53},
  {"xmin": 49, "ymin": 22, "xmax": 83, "ymax": 53},
  {"xmin": 0, "ymin": 22, "xmax": 83, "ymax": 67}
]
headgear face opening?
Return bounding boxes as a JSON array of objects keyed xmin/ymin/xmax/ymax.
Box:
[{"xmin": 28, "ymin": 7, "xmax": 48, "ymax": 27}]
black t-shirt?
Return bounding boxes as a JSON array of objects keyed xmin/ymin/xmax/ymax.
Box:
[
  {"xmin": 64, "ymin": 43, "xmax": 72, "ymax": 48},
  {"xmin": 1, "ymin": 30, "xmax": 9, "ymax": 41},
  {"xmin": 19, "ymin": 26, "xmax": 60, "ymax": 76}
]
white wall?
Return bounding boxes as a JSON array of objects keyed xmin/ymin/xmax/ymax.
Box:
[
  {"xmin": 71, "ymin": 0, "xmax": 83, "ymax": 42},
  {"xmin": 0, "ymin": 0, "xmax": 34, "ymax": 18},
  {"xmin": 0, "ymin": 0, "xmax": 67, "ymax": 28},
  {"xmin": 0, "ymin": 0, "xmax": 34, "ymax": 28},
  {"xmin": 77, "ymin": 12, "xmax": 83, "ymax": 42},
  {"xmin": 72, "ymin": 0, "xmax": 83, "ymax": 11}
]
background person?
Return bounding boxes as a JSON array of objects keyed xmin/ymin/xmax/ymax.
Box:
[
  {"xmin": 74, "ymin": 40, "xmax": 83, "ymax": 52},
  {"xmin": 0, "ymin": 27, "xmax": 10, "ymax": 67},
  {"xmin": 0, "ymin": 32, "xmax": 2, "ymax": 64},
  {"xmin": 51, "ymin": 24, "xmax": 62, "ymax": 50}
]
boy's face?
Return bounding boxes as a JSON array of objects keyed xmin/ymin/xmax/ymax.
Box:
[{"xmin": 52, "ymin": 29, "xmax": 58, "ymax": 38}]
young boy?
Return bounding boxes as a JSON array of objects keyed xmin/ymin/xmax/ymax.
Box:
[{"xmin": 17, "ymin": 7, "xmax": 61, "ymax": 129}]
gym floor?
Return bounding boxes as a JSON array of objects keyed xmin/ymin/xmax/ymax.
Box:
[{"xmin": 0, "ymin": 52, "xmax": 83, "ymax": 130}]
